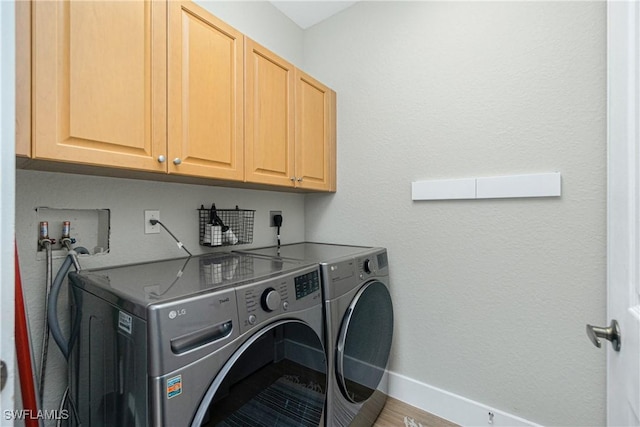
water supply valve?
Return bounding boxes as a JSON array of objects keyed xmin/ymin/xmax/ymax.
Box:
[
  {"xmin": 38, "ymin": 221, "xmax": 56, "ymax": 249},
  {"xmin": 60, "ymin": 221, "xmax": 77, "ymax": 250}
]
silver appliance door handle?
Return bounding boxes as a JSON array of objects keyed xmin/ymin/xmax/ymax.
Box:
[
  {"xmin": 170, "ymin": 320, "xmax": 233, "ymax": 354},
  {"xmin": 586, "ymin": 319, "xmax": 621, "ymax": 351}
]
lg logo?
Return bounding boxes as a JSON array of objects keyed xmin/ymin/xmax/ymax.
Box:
[{"xmin": 168, "ymin": 308, "xmax": 186, "ymax": 319}]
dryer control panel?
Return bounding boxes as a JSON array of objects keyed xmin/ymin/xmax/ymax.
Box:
[
  {"xmin": 322, "ymin": 249, "xmax": 389, "ymax": 301},
  {"xmin": 356, "ymin": 251, "xmax": 389, "ymax": 280},
  {"xmin": 358, "ymin": 250, "xmax": 388, "ymax": 279},
  {"xmin": 235, "ymin": 266, "xmax": 321, "ymax": 334}
]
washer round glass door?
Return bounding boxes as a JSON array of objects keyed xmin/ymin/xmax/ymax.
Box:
[
  {"xmin": 336, "ymin": 280, "xmax": 394, "ymax": 403},
  {"xmin": 192, "ymin": 320, "xmax": 326, "ymax": 426}
]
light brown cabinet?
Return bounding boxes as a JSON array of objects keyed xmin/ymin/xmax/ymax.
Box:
[
  {"xmin": 31, "ymin": 0, "xmax": 167, "ymax": 172},
  {"xmin": 244, "ymin": 39, "xmax": 296, "ymax": 188},
  {"xmin": 15, "ymin": 1, "xmax": 31, "ymax": 158},
  {"xmin": 295, "ymin": 69, "xmax": 336, "ymax": 192},
  {"xmin": 21, "ymin": 0, "xmax": 335, "ymax": 191},
  {"xmin": 168, "ymin": 1, "xmax": 244, "ymax": 181},
  {"xmin": 245, "ymin": 39, "xmax": 336, "ymax": 191}
]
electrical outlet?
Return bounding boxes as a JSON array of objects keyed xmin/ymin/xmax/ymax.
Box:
[
  {"xmin": 269, "ymin": 211, "xmax": 282, "ymax": 227},
  {"xmin": 145, "ymin": 210, "xmax": 160, "ymax": 234}
]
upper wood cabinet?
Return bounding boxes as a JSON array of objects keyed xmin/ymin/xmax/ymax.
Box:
[
  {"xmin": 168, "ymin": 1, "xmax": 244, "ymax": 181},
  {"xmin": 16, "ymin": 1, "xmax": 31, "ymax": 158},
  {"xmin": 295, "ymin": 70, "xmax": 336, "ymax": 192},
  {"xmin": 23, "ymin": 0, "xmax": 335, "ymax": 191},
  {"xmin": 245, "ymin": 39, "xmax": 336, "ymax": 191},
  {"xmin": 244, "ymin": 39, "xmax": 296, "ymax": 187},
  {"xmin": 31, "ymin": 0, "xmax": 167, "ymax": 172}
]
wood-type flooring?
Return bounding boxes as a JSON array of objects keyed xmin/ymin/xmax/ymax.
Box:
[{"xmin": 372, "ymin": 397, "xmax": 459, "ymax": 427}]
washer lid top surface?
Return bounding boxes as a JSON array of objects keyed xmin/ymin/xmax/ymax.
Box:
[
  {"xmin": 70, "ymin": 252, "xmax": 315, "ymax": 310},
  {"xmin": 239, "ymin": 242, "xmax": 376, "ymax": 263}
]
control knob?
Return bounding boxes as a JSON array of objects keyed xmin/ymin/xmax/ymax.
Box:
[
  {"xmin": 261, "ymin": 288, "xmax": 281, "ymax": 312},
  {"xmin": 363, "ymin": 259, "xmax": 374, "ymax": 274}
]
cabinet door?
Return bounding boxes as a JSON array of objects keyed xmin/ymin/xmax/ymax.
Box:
[
  {"xmin": 168, "ymin": 1, "xmax": 244, "ymax": 181},
  {"xmin": 16, "ymin": 0, "xmax": 31, "ymax": 158},
  {"xmin": 295, "ymin": 70, "xmax": 336, "ymax": 192},
  {"xmin": 244, "ymin": 38, "xmax": 296, "ymax": 187},
  {"xmin": 32, "ymin": 1, "xmax": 167, "ymax": 172}
]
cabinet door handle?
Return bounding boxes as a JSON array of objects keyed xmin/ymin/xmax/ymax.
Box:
[
  {"xmin": 297, "ymin": 177, "xmax": 303, "ymax": 182},
  {"xmin": 157, "ymin": 155, "xmax": 166, "ymax": 163},
  {"xmin": 290, "ymin": 177, "xmax": 296, "ymax": 182},
  {"xmin": 173, "ymin": 158, "xmax": 182, "ymax": 165}
]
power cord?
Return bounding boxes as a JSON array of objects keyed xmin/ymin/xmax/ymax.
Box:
[
  {"xmin": 150, "ymin": 219, "xmax": 193, "ymax": 256},
  {"xmin": 274, "ymin": 214, "xmax": 283, "ymax": 248}
]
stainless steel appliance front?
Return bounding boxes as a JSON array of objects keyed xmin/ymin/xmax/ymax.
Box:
[
  {"xmin": 236, "ymin": 243, "xmax": 394, "ymax": 427},
  {"xmin": 68, "ymin": 252, "xmax": 327, "ymax": 426}
]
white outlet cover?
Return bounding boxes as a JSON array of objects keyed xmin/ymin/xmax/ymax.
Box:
[{"xmin": 144, "ymin": 210, "xmax": 160, "ymax": 234}]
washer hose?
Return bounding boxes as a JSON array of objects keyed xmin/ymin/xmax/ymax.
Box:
[
  {"xmin": 47, "ymin": 247, "xmax": 89, "ymax": 360},
  {"xmin": 38, "ymin": 241, "xmax": 53, "ymax": 404}
]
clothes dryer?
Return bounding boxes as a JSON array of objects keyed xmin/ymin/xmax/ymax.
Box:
[
  {"xmin": 68, "ymin": 252, "xmax": 327, "ymax": 426},
  {"xmin": 237, "ymin": 243, "xmax": 394, "ymax": 427}
]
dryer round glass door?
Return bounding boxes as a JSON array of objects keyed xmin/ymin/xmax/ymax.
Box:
[
  {"xmin": 191, "ymin": 320, "xmax": 327, "ymax": 426},
  {"xmin": 336, "ymin": 280, "xmax": 394, "ymax": 403}
]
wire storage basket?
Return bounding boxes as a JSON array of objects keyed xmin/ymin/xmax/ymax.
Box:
[{"xmin": 198, "ymin": 205, "xmax": 255, "ymax": 247}]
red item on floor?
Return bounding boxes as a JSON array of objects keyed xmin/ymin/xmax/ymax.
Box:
[{"xmin": 15, "ymin": 242, "xmax": 40, "ymax": 427}]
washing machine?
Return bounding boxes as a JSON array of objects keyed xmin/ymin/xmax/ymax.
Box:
[
  {"xmin": 236, "ymin": 243, "xmax": 394, "ymax": 427},
  {"xmin": 67, "ymin": 252, "xmax": 327, "ymax": 426}
]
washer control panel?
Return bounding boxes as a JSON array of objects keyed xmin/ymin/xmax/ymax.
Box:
[{"xmin": 235, "ymin": 266, "xmax": 321, "ymax": 334}]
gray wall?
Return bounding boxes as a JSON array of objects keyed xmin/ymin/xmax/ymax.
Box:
[
  {"xmin": 13, "ymin": 1, "xmax": 607, "ymax": 426},
  {"xmin": 303, "ymin": 2, "xmax": 606, "ymax": 426}
]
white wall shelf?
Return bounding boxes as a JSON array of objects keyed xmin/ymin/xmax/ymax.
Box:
[{"xmin": 412, "ymin": 172, "xmax": 561, "ymax": 201}]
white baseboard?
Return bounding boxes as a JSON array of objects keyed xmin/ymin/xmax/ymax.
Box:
[{"xmin": 387, "ymin": 371, "xmax": 542, "ymax": 427}]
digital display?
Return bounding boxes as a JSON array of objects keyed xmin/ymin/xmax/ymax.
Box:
[
  {"xmin": 377, "ymin": 253, "xmax": 388, "ymax": 269},
  {"xmin": 294, "ymin": 270, "xmax": 320, "ymax": 300}
]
